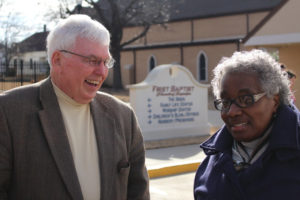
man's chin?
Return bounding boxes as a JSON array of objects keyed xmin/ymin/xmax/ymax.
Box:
[{"xmin": 74, "ymin": 95, "xmax": 95, "ymax": 104}]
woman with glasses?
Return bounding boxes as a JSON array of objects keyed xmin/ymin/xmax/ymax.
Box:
[{"xmin": 194, "ymin": 49, "xmax": 300, "ymax": 200}]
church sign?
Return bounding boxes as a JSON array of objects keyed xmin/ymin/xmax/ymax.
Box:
[{"xmin": 127, "ymin": 64, "xmax": 210, "ymax": 141}]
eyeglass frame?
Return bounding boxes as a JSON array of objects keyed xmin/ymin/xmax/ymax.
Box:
[
  {"xmin": 214, "ymin": 92, "xmax": 266, "ymax": 112},
  {"xmin": 59, "ymin": 49, "xmax": 115, "ymax": 69}
]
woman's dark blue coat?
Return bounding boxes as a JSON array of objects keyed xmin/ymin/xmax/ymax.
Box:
[{"xmin": 194, "ymin": 104, "xmax": 300, "ymax": 200}]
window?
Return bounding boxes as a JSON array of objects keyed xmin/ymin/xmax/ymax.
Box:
[
  {"xmin": 148, "ymin": 55, "xmax": 156, "ymax": 71},
  {"xmin": 197, "ymin": 51, "xmax": 208, "ymax": 81}
]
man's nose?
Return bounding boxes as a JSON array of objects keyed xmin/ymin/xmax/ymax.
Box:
[{"xmin": 94, "ymin": 62, "xmax": 107, "ymax": 75}]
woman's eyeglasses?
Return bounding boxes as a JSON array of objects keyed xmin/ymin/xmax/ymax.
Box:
[{"xmin": 214, "ymin": 92, "xmax": 266, "ymax": 112}]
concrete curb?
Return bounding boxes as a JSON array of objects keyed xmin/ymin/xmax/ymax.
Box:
[
  {"xmin": 148, "ymin": 161, "xmax": 200, "ymax": 179},
  {"xmin": 145, "ymin": 135, "xmax": 210, "ymax": 150}
]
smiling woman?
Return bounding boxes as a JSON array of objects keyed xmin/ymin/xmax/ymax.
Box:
[
  {"xmin": 194, "ymin": 49, "xmax": 300, "ymax": 200},
  {"xmin": 218, "ymin": 72, "xmax": 277, "ymax": 142}
]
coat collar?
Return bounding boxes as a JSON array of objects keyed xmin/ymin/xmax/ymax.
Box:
[
  {"xmin": 38, "ymin": 77, "xmax": 84, "ymax": 200},
  {"xmin": 201, "ymin": 104, "xmax": 300, "ymax": 155},
  {"xmin": 90, "ymin": 95, "xmax": 116, "ymax": 200},
  {"xmin": 269, "ymin": 104, "xmax": 300, "ymax": 149}
]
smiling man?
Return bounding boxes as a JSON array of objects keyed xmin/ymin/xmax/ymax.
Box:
[{"xmin": 0, "ymin": 14, "xmax": 149, "ymax": 200}]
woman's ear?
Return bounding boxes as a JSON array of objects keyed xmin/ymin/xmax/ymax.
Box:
[{"xmin": 272, "ymin": 94, "xmax": 280, "ymax": 113}]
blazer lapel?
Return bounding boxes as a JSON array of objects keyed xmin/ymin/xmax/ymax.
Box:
[
  {"xmin": 91, "ymin": 97, "xmax": 116, "ymax": 200},
  {"xmin": 38, "ymin": 78, "xmax": 83, "ymax": 200}
]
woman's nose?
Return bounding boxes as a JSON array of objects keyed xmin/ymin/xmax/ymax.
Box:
[{"xmin": 225, "ymin": 102, "xmax": 242, "ymax": 117}]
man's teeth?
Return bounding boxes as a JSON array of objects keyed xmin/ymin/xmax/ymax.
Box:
[{"xmin": 86, "ymin": 80, "xmax": 100, "ymax": 85}]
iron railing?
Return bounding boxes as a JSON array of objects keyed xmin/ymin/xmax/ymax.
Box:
[{"xmin": 0, "ymin": 61, "xmax": 50, "ymax": 92}]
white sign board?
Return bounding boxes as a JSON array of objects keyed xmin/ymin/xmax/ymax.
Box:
[{"xmin": 127, "ymin": 64, "xmax": 210, "ymax": 141}]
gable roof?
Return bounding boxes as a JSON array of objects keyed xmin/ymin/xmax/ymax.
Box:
[
  {"xmin": 170, "ymin": 0, "xmax": 283, "ymax": 21},
  {"xmin": 75, "ymin": 0, "xmax": 283, "ymax": 25},
  {"xmin": 245, "ymin": 0, "xmax": 299, "ymax": 46},
  {"xmin": 17, "ymin": 31, "xmax": 49, "ymax": 53},
  {"xmin": 17, "ymin": 0, "xmax": 284, "ymax": 54}
]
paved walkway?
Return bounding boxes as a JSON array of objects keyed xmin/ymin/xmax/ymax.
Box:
[
  {"xmin": 149, "ymin": 172, "xmax": 195, "ymax": 200},
  {"xmin": 146, "ymin": 144, "xmax": 206, "ymax": 178}
]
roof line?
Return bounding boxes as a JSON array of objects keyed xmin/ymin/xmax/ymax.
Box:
[
  {"xmin": 122, "ymin": 37, "xmax": 242, "ymax": 51},
  {"xmin": 169, "ymin": 8, "xmax": 276, "ymax": 23},
  {"xmin": 124, "ymin": 9, "xmax": 276, "ymax": 28},
  {"xmin": 242, "ymin": 0, "xmax": 289, "ymax": 43}
]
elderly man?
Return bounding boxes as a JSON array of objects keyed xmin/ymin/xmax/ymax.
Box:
[{"xmin": 0, "ymin": 14, "xmax": 149, "ymax": 200}]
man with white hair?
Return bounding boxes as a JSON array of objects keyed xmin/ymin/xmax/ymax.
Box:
[{"xmin": 0, "ymin": 14, "xmax": 149, "ymax": 200}]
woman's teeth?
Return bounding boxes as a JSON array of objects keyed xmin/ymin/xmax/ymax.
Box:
[{"xmin": 233, "ymin": 122, "xmax": 247, "ymax": 127}]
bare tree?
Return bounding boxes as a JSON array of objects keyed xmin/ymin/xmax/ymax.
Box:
[
  {"xmin": 56, "ymin": 0, "xmax": 171, "ymax": 89},
  {"xmin": 0, "ymin": 0, "xmax": 4, "ymax": 9},
  {"xmin": 0, "ymin": 12, "xmax": 27, "ymax": 75}
]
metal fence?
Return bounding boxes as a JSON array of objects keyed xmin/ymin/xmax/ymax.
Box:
[{"xmin": 0, "ymin": 61, "xmax": 50, "ymax": 92}]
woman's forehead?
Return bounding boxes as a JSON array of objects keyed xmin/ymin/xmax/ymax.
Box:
[{"xmin": 220, "ymin": 72, "xmax": 262, "ymax": 97}]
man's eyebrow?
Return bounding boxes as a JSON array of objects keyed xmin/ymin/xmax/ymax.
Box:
[
  {"xmin": 86, "ymin": 54, "xmax": 111, "ymax": 60},
  {"xmin": 85, "ymin": 54, "xmax": 98, "ymax": 58}
]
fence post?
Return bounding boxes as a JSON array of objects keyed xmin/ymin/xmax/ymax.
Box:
[
  {"xmin": 20, "ymin": 60, "xmax": 23, "ymax": 86},
  {"xmin": 34, "ymin": 61, "xmax": 37, "ymax": 83}
]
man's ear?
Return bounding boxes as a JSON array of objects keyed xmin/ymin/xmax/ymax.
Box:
[{"xmin": 51, "ymin": 51, "xmax": 61, "ymax": 67}]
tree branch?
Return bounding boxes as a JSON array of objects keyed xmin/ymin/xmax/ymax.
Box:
[
  {"xmin": 123, "ymin": 0, "xmax": 140, "ymax": 15},
  {"xmin": 0, "ymin": 0, "xmax": 3, "ymax": 9},
  {"xmin": 85, "ymin": 0, "xmax": 111, "ymax": 29},
  {"xmin": 120, "ymin": 24, "xmax": 150, "ymax": 48}
]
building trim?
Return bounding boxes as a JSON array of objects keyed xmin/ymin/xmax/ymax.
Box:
[
  {"xmin": 180, "ymin": 44, "xmax": 184, "ymax": 65},
  {"xmin": 190, "ymin": 20, "xmax": 194, "ymax": 42},
  {"xmin": 242, "ymin": 0, "xmax": 289, "ymax": 43},
  {"xmin": 133, "ymin": 50, "xmax": 136, "ymax": 83},
  {"xmin": 245, "ymin": 33, "xmax": 300, "ymax": 46},
  {"xmin": 122, "ymin": 37, "xmax": 243, "ymax": 51}
]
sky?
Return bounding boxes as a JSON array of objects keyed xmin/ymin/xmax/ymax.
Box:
[{"xmin": 0, "ymin": 0, "xmax": 84, "ymax": 42}]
